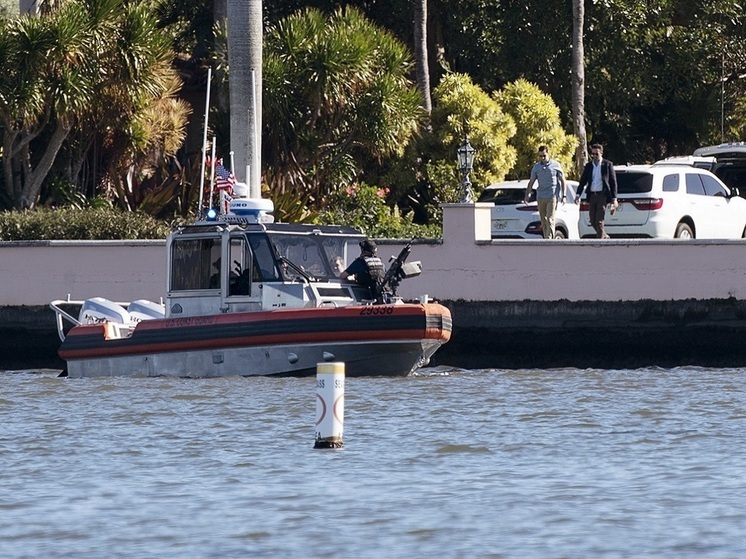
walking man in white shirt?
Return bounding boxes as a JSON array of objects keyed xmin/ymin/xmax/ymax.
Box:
[{"xmin": 524, "ymin": 145, "xmax": 567, "ymax": 239}]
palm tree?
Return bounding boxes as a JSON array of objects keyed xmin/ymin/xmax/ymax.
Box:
[
  {"xmin": 227, "ymin": 0, "xmax": 262, "ymax": 195},
  {"xmin": 0, "ymin": 0, "xmax": 185, "ymax": 210},
  {"xmin": 414, "ymin": 0, "xmax": 432, "ymax": 116},
  {"xmin": 0, "ymin": 9, "xmax": 77, "ymax": 208},
  {"xmin": 571, "ymin": 0, "xmax": 588, "ymax": 175},
  {"xmin": 262, "ymin": 7, "xmax": 425, "ymax": 209}
]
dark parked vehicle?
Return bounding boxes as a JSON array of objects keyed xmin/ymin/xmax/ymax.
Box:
[{"xmin": 692, "ymin": 143, "xmax": 746, "ymax": 196}]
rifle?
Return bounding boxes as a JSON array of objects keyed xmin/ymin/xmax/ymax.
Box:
[{"xmin": 381, "ymin": 239, "xmax": 421, "ymax": 297}]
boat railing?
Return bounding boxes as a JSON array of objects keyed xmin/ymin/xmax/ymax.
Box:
[
  {"xmin": 49, "ymin": 295, "xmax": 142, "ymax": 342},
  {"xmin": 49, "ymin": 295, "xmax": 85, "ymax": 342}
]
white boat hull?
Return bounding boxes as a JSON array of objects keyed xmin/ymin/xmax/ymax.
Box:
[{"xmin": 64, "ymin": 339, "xmax": 442, "ymax": 378}]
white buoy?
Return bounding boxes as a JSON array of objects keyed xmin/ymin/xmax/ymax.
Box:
[{"xmin": 314, "ymin": 362, "xmax": 345, "ymax": 449}]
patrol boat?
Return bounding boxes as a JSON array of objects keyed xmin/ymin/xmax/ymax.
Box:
[{"xmin": 49, "ymin": 199, "xmax": 451, "ymax": 378}]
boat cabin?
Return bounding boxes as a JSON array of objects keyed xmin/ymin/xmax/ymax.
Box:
[{"xmin": 166, "ymin": 219, "xmax": 373, "ymax": 317}]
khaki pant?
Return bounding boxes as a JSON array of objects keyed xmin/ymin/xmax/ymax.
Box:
[{"xmin": 537, "ymin": 197, "xmax": 557, "ymax": 239}]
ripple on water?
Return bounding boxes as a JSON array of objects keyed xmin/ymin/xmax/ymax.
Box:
[{"xmin": 1, "ymin": 367, "xmax": 746, "ymax": 558}]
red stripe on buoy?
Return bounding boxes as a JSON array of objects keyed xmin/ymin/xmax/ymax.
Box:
[
  {"xmin": 315, "ymin": 393, "xmax": 327, "ymax": 425},
  {"xmin": 333, "ymin": 394, "xmax": 344, "ymax": 424}
]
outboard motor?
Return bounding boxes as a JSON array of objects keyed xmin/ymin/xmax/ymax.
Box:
[
  {"xmin": 128, "ymin": 300, "xmax": 165, "ymax": 323},
  {"xmin": 78, "ymin": 297, "xmax": 130, "ymax": 325}
]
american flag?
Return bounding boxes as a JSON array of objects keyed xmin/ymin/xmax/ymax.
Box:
[{"xmin": 215, "ymin": 159, "xmax": 236, "ymax": 193}]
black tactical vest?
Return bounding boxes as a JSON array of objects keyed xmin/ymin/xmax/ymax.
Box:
[{"xmin": 361, "ymin": 255, "xmax": 385, "ymax": 299}]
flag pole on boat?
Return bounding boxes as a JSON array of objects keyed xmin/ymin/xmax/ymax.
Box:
[
  {"xmin": 245, "ymin": 115, "xmax": 251, "ymax": 190},
  {"xmin": 197, "ymin": 67, "xmax": 212, "ymax": 220},
  {"xmin": 208, "ymin": 137, "xmax": 217, "ymax": 214},
  {"xmin": 251, "ymin": 68, "xmax": 260, "ymax": 199}
]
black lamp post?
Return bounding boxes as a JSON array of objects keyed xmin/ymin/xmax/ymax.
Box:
[{"xmin": 457, "ymin": 138, "xmax": 476, "ymax": 203}]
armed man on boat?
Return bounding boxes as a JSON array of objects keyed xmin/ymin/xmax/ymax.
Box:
[{"xmin": 340, "ymin": 240, "xmax": 386, "ymax": 303}]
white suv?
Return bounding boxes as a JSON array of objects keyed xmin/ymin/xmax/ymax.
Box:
[
  {"xmin": 578, "ymin": 164, "xmax": 746, "ymax": 238},
  {"xmin": 478, "ymin": 179, "xmax": 580, "ymax": 239}
]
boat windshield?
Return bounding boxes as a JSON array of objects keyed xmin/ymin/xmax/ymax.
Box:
[
  {"xmin": 267, "ymin": 232, "xmax": 358, "ymax": 281},
  {"xmin": 247, "ymin": 235, "xmax": 281, "ymax": 281},
  {"xmin": 170, "ymin": 236, "xmax": 222, "ymax": 291}
]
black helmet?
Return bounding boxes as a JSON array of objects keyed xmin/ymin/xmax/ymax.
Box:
[{"xmin": 359, "ymin": 239, "xmax": 377, "ymax": 253}]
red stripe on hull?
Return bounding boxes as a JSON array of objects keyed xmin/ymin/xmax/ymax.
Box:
[{"xmin": 60, "ymin": 303, "xmax": 451, "ymax": 361}]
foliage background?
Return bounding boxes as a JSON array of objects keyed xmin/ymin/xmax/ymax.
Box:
[{"xmin": 2, "ymin": 0, "xmax": 745, "ymax": 239}]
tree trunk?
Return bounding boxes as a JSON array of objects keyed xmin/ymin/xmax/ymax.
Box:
[
  {"xmin": 214, "ymin": 0, "xmax": 229, "ymax": 112},
  {"xmin": 227, "ymin": 0, "xmax": 262, "ymax": 197},
  {"xmin": 2, "ymin": 129, "xmax": 17, "ymax": 203},
  {"xmin": 571, "ymin": 0, "xmax": 587, "ymax": 177},
  {"xmin": 414, "ymin": 0, "xmax": 432, "ymax": 116},
  {"xmin": 19, "ymin": 121, "xmax": 71, "ymax": 209}
]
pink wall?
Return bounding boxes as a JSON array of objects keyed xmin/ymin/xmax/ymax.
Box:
[
  {"xmin": 3, "ymin": 203, "xmax": 746, "ymax": 306},
  {"xmin": 0, "ymin": 241, "xmax": 166, "ymax": 306},
  {"xmin": 394, "ymin": 203, "xmax": 746, "ymax": 302}
]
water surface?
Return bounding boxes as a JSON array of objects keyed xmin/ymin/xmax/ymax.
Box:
[{"xmin": 1, "ymin": 367, "xmax": 744, "ymax": 558}]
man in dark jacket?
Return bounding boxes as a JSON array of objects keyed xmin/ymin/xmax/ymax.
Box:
[
  {"xmin": 340, "ymin": 239, "xmax": 386, "ymax": 302},
  {"xmin": 575, "ymin": 144, "xmax": 618, "ymax": 238}
]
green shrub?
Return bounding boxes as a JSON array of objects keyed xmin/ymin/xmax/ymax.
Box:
[
  {"xmin": 316, "ymin": 183, "xmax": 441, "ymax": 239},
  {"xmin": 431, "ymin": 73, "xmax": 518, "ymax": 189},
  {"xmin": 495, "ymin": 78, "xmax": 578, "ymax": 180},
  {"xmin": 0, "ymin": 208, "xmax": 171, "ymax": 241}
]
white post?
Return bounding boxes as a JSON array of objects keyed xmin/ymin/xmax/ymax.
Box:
[
  {"xmin": 208, "ymin": 138, "xmax": 217, "ymax": 212},
  {"xmin": 314, "ymin": 362, "xmax": 345, "ymax": 449},
  {"xmin": 250, "ymin": 69, "xmax": 261, "ymax": 199},
  {"xmin": 441, "ymin": 202, "xmax": 493, "ymax": 244},
  {"xmin": 197, "ymin": 67, "xmax": 212, "ymax": 219}
]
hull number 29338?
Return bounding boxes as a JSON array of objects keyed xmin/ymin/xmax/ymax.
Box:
[{"xmin": 359, "ymin": 306, "xmax": 395, "ymax": 315}]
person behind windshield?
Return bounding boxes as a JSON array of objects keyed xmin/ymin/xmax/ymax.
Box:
[
  {"xmin": 209, "ymin": 257, "xmax": 221, "ymax": 288},
  {"xmin": 331, "ymin": 256, "xmax": 346, "ymax": 276},
  {"xmin": 340, "ymin": 240, "xmax": 385, "ymax": 302}
]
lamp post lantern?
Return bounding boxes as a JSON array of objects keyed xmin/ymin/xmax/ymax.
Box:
[{"xmin": 457, "ymin": 139, "xmax": 476, "ymax": 203}]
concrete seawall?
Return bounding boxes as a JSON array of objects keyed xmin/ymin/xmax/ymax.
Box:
[
  {"xmin": 441, "ymin": 298, "xmax": 746, "ymax": 369},
  {"xmin": 3, "ymin": 203, "xmax": 746, "ymax": 370},
  {"xmin": 3, "ymin": 298, "xmax": 746, "ymax": 370}
]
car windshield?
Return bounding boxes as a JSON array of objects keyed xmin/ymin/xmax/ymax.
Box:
[
  {"xmin": 616, "ymin": 172, "xmax": 653, "ymax": 194},
  {"xmin": 478, "ymin": 188, "xmax": 533, "ymax": 204}
]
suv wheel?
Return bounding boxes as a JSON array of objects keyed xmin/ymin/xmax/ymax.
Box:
[
  {"xmin": 554, "ymin": 229, "xmax": 567, "ymax": 239},
  {"xmin": 675, "ymin": 222, "xmax": 694, "ymax": 239}
]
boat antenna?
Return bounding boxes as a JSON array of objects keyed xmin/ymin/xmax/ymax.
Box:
[
  {"xmin": 208, "ymin": 136, "xmax": 217, "ymax": 213},
  {"xmin": 197, "ymin": 67, "xmax": 212, "ymax": 220},
  {"xmin": 230, "ymin": 150, "xmax": 247, "ymax": 198},
  {"xmin": 251, "ymin": 68, "xmax": 260, "ymax": 199}
]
